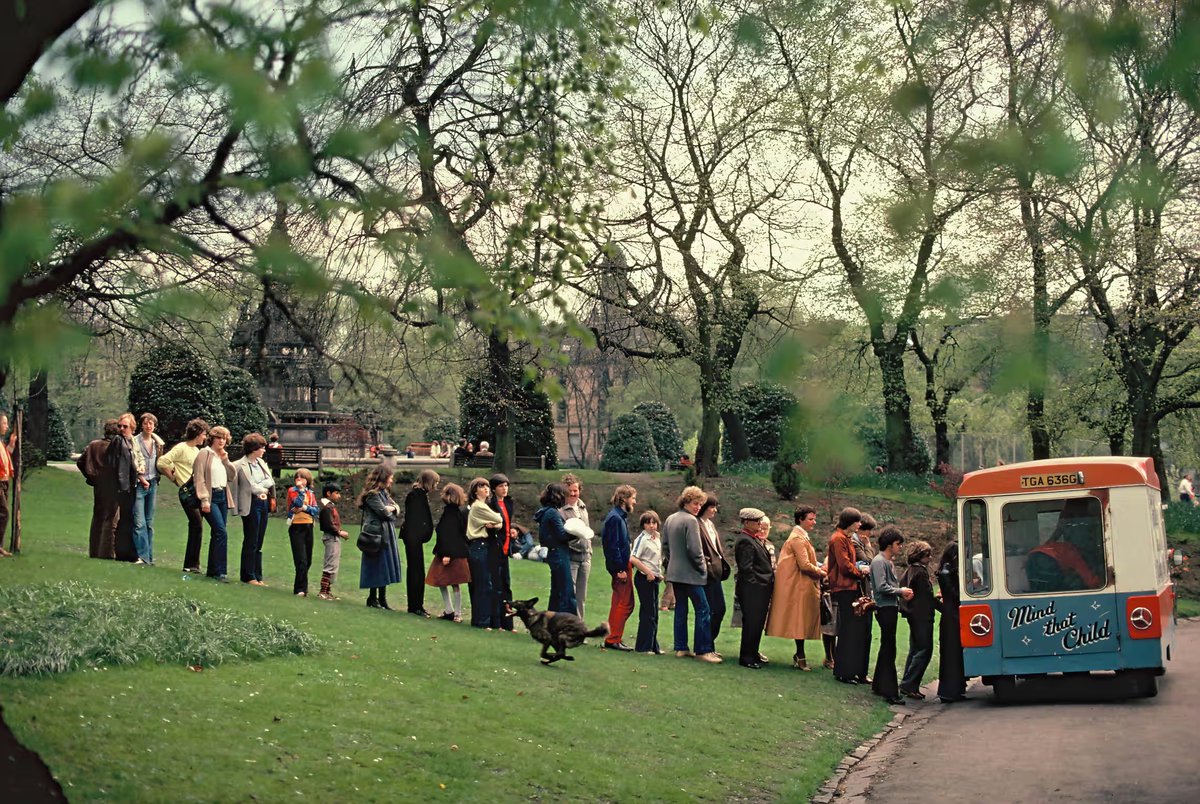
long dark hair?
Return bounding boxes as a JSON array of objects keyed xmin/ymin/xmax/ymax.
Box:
[
  {"xmin": 539, "ymin": 482, "xmax": 567, "ymax": 509},
  {"xmin": 939, "ymin": 541, "xmax": 959, "ymax": 571},
  {"xmin": 358, "ymin": 465, "xmax": 394, "ymax": 508}
]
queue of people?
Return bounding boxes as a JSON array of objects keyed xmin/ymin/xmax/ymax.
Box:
[{"xmin": 74, "ymin": 423, "xmax": 967, "ymax": 699}]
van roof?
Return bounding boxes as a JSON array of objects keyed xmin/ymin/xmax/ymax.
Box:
[{"xmin": 958, "ymin": 456, "xmax": 1160, "ymax": 498}]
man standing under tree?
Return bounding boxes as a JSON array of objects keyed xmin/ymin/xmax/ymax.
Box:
[
  {"xmin": 0, "ymin": 413, "xmax": 15, "ymax": 557},
  {"xmin": 601, "ymin": 484, "xmax": 638, "ymax": 651}
]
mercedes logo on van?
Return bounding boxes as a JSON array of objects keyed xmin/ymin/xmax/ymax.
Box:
[
  {"xmin": 969, "ymin": 612, "xmax": 992, "ymax": 637},
  {"xmin": 1130, "ymin": 607, "xmax": 1154, "ymax": 631}
]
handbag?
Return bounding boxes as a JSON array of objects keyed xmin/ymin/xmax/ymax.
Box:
[
  {"xmin": 268, "ymin": 493, "xmax": 277, "ymax": 514},
  {"xmin": 820, "ymin": 592, "xmax": 833, "ymax": 626},
  {"xmin": 357, "ymin": 529, "xmax": 383, "ymax": 554},
  {"xmin": 178, "ymin": 477, "xmax": 197, "ymax": 507}
]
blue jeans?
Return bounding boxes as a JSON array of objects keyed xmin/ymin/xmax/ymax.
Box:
[
  {"xmin": 546, "ymin": 547, "xmax": 577, "ymax": 614},
  {"xmin": 203, "ymin": 488, "xmax": 228, "ymax": 578},
  {"xmin": 672, "ymin": 581, "xmax": 714, "ymax": 655},
  {"xmin": 132, "ymin": 479, "xmax": 157, "ymax": 562},
  {"xmin": 240, "ymin": 497, "xmax": 269, "ymax": 582},
  {"xmin": 468, "ymin": 540, "xmax": 494, "ymax": 628},
  {"xmin": 705, "ymin": 576, "xmax": 727, "ymax": 643}
]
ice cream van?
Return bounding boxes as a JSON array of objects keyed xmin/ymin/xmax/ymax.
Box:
[{"xmin": 956, "ymin": 456, "xmax": 1175, "ymax": 699}]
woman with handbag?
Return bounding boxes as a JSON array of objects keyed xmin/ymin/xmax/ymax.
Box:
[
  {"xmin": 233, "ymin": 432, "xmax": 274, "ymax": 586},
  {"xmin": 358, "ymin": 465, "xmax": 402, "ymax": 609},
  {"xmin": 192, "ymin": 425, "xmax": 237, "ymax": 582},
  {"xmin": 697, "ymin": 494, "xmax": 730, "ymax": 645},
  {"xmin": 827, "ymin": 507, "xmax": 869, "ymax": 684},
  {"xmin": 157, "ymin": 418, "xmax": 210, "ymax": 573},
  {"xmin": 766, "ymin": 506, "xmax": 826, "ymax": 671}
]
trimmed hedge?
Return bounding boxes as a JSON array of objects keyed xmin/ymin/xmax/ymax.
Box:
[
  {"xmin": 128, "ymin": 343, "xmax": 222, "ymax": 445},
  {"xmin": 599, "ymin": 413, "xmax": 660, "ymax": 472},
  {"xmin": 631, "ymin": 401, "xmax": 684, "ymax": 465}
]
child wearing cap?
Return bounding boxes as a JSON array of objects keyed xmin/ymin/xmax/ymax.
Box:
[{"xmin": 318, "ymin": 482, "xmax": 349, "ymax": 600}]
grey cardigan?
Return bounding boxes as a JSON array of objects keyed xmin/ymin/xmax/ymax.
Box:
[
  {"xmin": 870, "ymin": 553, "xmax": 902, "ymax": 607},
  {"xmin": 663, "ymin": 509, "xmax": 707, "ymax": 586}
]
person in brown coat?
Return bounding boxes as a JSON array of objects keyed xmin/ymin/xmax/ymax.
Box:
[
  {"xmin": 828, "ymin": 506, "xmax": 868, "ymax": 684},
  {"xmin": 77, "ymin": 419, "xmax": 120, "ymax": 559},
  {"xmin": 766, "ymin": 506, "xmax": 826, "ymax": 670}
]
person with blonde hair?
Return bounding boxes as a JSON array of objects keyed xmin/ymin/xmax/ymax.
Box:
[
  {"xmin": 107, "ymin": 412, "xmax": 140, "ymax": 562},
  {"xmin": 401, "ymin": 469, "xmax": 440, "ymax": 617},
  {"xmin": 130, "ymin": 412, "xmax": 165, "ymax": 565},
  {"xmin": 286, "ymin": 467, "xmax": 321, "ymax": 596},
  {"xmin": 664, "ymin": 486, "xmax": 720, "ymax": 663},
  {"xmin": 601, "ymin": 484, "xmax": 639, "ymax": 651},
  {"xmin": 427, "ymin": 482, "xmax": 471, "ymax": 621},
  {"xmin": 192, "ymin": 424, "xmax": 237, "ymax": 582},
  {"xmin": 561, "ymin": 473, "xmax": 592, "ymax": 619}
]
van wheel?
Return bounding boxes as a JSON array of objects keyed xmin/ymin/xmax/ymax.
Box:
[
  {"xmin": 1133, "ymin": 671, "xmax": 1158, "ymax": 698},
  {"xmin": 991, "ymin": 677, "xmax": 1016, "ymax": 704}
]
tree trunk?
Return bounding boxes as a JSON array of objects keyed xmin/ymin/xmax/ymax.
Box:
[
  {"xmin": 487, "ymin": 331, "xmax": 516, "ymax": 475},
  {"xmin": 1024, "ymin": 194, "xmax": 1052, "ymax": 461},
  {"xmin": 876, "ymin": 340, "xmax": 923, "ymax": 473},
  {"xmin": 1129, "ymin": 394, "xmax": 1167, "ymax": 502},
  {"xmin": 932, "ymin": 410, "xmax": 951, "ymax": 470},
  {"xmin": 26, "ymin": 371, "xmax": 48, "ymax": 455},
  {"xmin": 695, "ymin": 376, "xmax": 722, "ymax": 477},
  {"xmin": 721, "ymin": 410, "xmax": 750, "ymax": 464}
]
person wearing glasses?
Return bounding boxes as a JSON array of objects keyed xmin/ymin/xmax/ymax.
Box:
[{"xmin": 106, "ymin": 413, "xmax": 140, "ymax": 562}]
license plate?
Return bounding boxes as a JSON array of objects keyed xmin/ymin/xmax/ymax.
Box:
[{"xmin": 1019, "ymin": 472, "xmax": 1084, "ymax": 489}]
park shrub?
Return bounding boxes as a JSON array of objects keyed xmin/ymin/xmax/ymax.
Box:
[
  {"xmin": 722, "ymin": 383, "xmax": 798, "ymax": 461},
  {"xmin": 631, "ymin": 401, "xmax": 684, "ymax": 464},
  {"xmin": 218, "ymin": 367, "xmax": 269, "ymax": 444},
  {"xmin": 771, "ymin": 459, "xmax": 801, "ymax": 500},
  {"xmin": 0, "ymin": 581, "xmax": 319, "ymax": 676},
  {"xmin": 45, "ymin": 401, "xmax": 74, "ymax": 460},
  {"xmin": 128, "ymin": 343, "xmax": 222, "ymax": 444},
  {"xmin": 423, "ymin": 415, "xmax": 459, "ymax": 442},
  {"xmin": 599, "ymin": 413, "xmax": 660, "ymax": 472},
  {"xmin": 458, "ymin": 366, "xmax": 558, "ymax": 468}
]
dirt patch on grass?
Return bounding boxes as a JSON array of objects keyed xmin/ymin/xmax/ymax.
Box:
[{"xmin": 0, "ymin": 705, "xmax": 64, "ymax": 801}]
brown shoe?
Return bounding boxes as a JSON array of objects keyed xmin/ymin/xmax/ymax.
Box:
[
  {"xmin": 793, "ymin": 655, "xmax": 812, "ymax": 672},
  {"xmin": 822, "ymin": 658, "xmax": 835, "ymax": 670},
  {"xmin": 674, "ymin": 650, "xmax": 695, "ymax": 658},
  {"xmin": 695, "ymin": 652, "xmax": 722, "ymax": 664}
]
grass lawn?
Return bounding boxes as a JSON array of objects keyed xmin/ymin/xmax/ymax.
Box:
[{"xmin": 1, "ymin": 468, "xmax": 927, "ymax": 802}]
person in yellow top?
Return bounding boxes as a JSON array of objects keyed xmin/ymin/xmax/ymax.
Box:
[
  {"xmin": 157, "ymin": 418, "xmax": 209, "ymax": 573},
  {"xmin": 466, "ymin": 476, "xmax": 503, "ymax": 627}
]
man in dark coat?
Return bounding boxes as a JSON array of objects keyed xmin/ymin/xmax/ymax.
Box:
[
  {"xmin": 106, "ymin": 413, "xmax": 140, "ymax": 562},
  {"xmin": 400, "ymin": 469, "xmax": 438, "ymax": 617},
  {"xmin": 78, "ymin": 419, "xmax": 120, "ymax": 559}
]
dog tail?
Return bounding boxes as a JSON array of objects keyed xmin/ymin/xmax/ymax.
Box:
[{"xmin": 586, "ymin": 621, "xmax": 610, "ymax": 639}]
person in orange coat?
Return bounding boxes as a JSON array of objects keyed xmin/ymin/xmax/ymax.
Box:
[
  {"xmin": 766, "ymin": 506, "xmax": 826, "ymax": 670},
  {"xmin": 827, "ymin": 506, "xmax": 868, "ymax": 684}
]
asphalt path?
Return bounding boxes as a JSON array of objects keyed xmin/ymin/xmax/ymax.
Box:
[{"xmin": 864, "ymin": 618, "xmax": 1196, "ymax": 803}]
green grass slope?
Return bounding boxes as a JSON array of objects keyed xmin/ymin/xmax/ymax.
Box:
[{"xmin": 1, "ymin": 468, "xmax": 916, "ymax": 802}]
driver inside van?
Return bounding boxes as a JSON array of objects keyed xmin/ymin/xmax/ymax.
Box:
[{"xmin": 1026, "ymin": 499, "xmax": 1104, "ymax": 592}]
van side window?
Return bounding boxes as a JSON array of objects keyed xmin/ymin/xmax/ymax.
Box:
[
  {"xmin": 963, "ymin": 499, "xmax": 990, "ymax": 597},
  {"xmin": 1002, "ymin": 496, "xmax": 1106, "ymax": 594}
]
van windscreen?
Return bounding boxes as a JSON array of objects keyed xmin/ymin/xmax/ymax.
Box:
[{"xmin": 1002, "ymin": 496, "xmax": 1106, "ymax": 594}]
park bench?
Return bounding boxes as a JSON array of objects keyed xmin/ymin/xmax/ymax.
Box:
[
  {"xmin": 452, "ymin": 454, "xmax": 546, "ymax": 470},
  {"xmin": 264, "ymin": 445, "xmax": 324, "ymax": 477}
]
